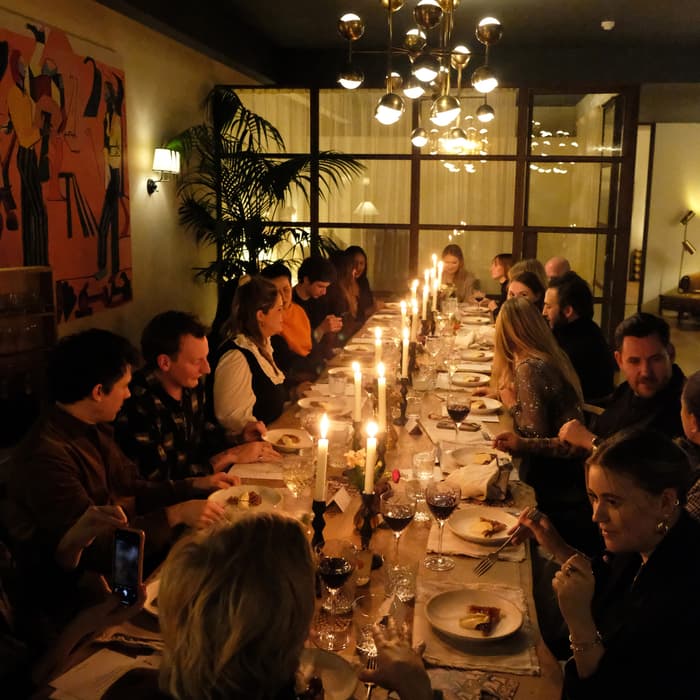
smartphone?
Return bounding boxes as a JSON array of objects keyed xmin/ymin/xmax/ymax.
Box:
[{"xmin": 112, "ymin": 527, "xmax": 144, "ymax": 606}]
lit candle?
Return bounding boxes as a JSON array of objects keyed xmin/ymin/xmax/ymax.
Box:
[
  {"xmin": 431, "ymin": 253, "xmax": 438, "ymax": 278},
  {"xmin": 410, "ymin": 299, "xmax": 419, "ymax": 342},
  {"xmin": 437, "ymin": 260, "xmax": 444, "ymax": 289},
  {"xmin": 432, "ymin": 277, "xmax": 439, "ymax": 312},
  {"xmin": 401, "ymin": 327, "xmax": 410, "ymax": 378},
  {"xmin": 364, "ymin": 421, "xmax": 378, "ymax": 493},
  {"xmin": 400, "ymin": 300, "xmax": 407, "ymax": 330},
  {"xmin": 424, "ymin": 268, "xmax": 430, "ymax": 287},
  {"xmin": 422, "ymin": 283, "xmax": 429, "ymax": 320},
  {"xmin": 410, "ymin": 279, "xmax": 419, "ymax": 306},
  {"xmin": 374, "ymin": 326, "xmax": 383, "ymax": 365},
  {"xmin": 377, "ymin": 363, "xmax": 386, "ymax": 432},
  {"xmin": 314, "ymin": 414, "xmax": 329, "ymax": 501},
  {"xmin": 352, "ymin": 361, "xmax": 362, "ymax": 422}
]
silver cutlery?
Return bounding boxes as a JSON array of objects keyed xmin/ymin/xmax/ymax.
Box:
[
  {"xmin": 364, "ymin": 654, "xmax": 377, "ymax": 700},
  {"xmin": 473, "ymin": 508, "xmax": 542, "ymax": 577}
]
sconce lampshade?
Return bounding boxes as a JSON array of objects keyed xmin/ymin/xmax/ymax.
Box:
[
  {"xmin": 429, "ymin": 94, "xmax": 461, "ymax": 127},
  {"xmin": 152, "ymin": 148, "xmax": 181, "ymax": 174},
  {"xmin": 680, "ymin": 210, "xmax": 695, "ymax": 226},
  {"xmin": 682, "ymin": 239, "xmax": 697, "ymax": 255},
  {"xmin": 374, "ymin": 92, "xmax": 405, "ymax": 125}
]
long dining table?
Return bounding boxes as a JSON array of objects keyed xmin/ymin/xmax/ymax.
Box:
[{"xmin": 44, "ymin": 305, "xmax": 563, "ymax": 700}]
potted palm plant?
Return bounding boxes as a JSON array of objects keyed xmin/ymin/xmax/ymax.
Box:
[{"xmin": 167, "ymin": 86, "xmax": 364, "ymax": 287}]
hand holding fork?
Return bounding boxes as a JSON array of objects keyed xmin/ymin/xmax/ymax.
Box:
[{"xmin": 473, "ymin": 508, "xmax": 542, "ymax": 576}]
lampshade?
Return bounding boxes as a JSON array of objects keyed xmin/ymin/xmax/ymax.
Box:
[
  {"xmin": 680, "ymin": 210, "xmax": 695, "ymax": 226},
  {"xmin": 429, "ymin": 94, "xmax": 461, "ymax": 127},
  {"xmin": 403, "ymin": 28, "xmax": 427, "ymax": 52},
  {"xmin": 682, "ymin": 239, "xmax": 697, "ymax": 255},
  {"xmin": 402, "ymin": 76, "xmax": 425, "ymax": 99},
  {"xmin": 338, "ymin": 65, "xmax": 364, "ymax": 89},
  {"xmin": 152, "ymin": 148, "xmax": 180, "ymax": 174},
  {"xmin": 476, "ymin": 17, "xmax": 503, "ymax": 45},
  {"xmin": 411, "ymin": 127, "xmax": 428, "ymax": 147},
  {"xmin": 412, "ymin": 52, "xmax": 440, "ymax": 82},
  {"xmin": 337, "ymin": 13, "xmax": 365, "ymax": 41},
  {"xmin": 374, "ymin": 93, "xmax": 405, "ymax": 125},
  {"xmin": 476, "ymin": 102, "xmax": 496, "ymax": 122},
  {"xmin": 471, "ymin": 65, "xmax": 498, "ymax": 93},
  {"xmin": 413, "ymin": 0, "xmax": 443, "ymax": 30},
  {"xmin": 450, "ymin": 45, "xmax": 471, "ymax": 69}
]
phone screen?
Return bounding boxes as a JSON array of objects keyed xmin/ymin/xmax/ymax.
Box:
[{"xmin": 112, "ymin": 528, "xmax": 143, "ymax": 605}]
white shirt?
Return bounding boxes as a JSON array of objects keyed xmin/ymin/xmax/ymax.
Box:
[{"xmin": 213, "ymin": 333, "xmax": 285, "ymax": 435}]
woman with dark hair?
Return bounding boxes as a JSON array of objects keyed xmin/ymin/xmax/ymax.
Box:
[
  {"xmin": 345, "ymin": 245, "xmax": 381, "ymax": 321},
  {"xmin": 508, "ymin": 270, "xmax": 546, "ymax": 311},
  {"xmin": 441, "ymin": 243, "xmax": 475, "ymax": 302},
  {"xmin": 512, "ymin": 429, "xmax": 700, "ymax": 699},
  {"xmin": 326, "ymin": 252, "xmax": 363, "ymax": 345},
  {"xmin": 213, "ymin": 276, "xmax": 298, "ymax": 437},
  {"xmin": 487, "ymin": 253, "xmax": 512, "ymax": 316},
  {"xmin": 679, "ymin": 370, "xmax": 700, "ymax": 520}
]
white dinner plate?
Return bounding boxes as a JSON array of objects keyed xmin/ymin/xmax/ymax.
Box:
[
  {"xmin": 469, "ymin": 397, "xmax": 502, "ymax": 414},
  {"xmin": 299, "ymin": 648, "xmax": 357, "ymax": 700},
  {"xmin": 343, "ymin": 344, "xmax": 375, "ymax": 356},
  {"xmin": 459, "ymin": 349, "xmax": 494, "ymax": 362},
  {"xmin": 451, "ymin": 447, "xmax": 498, "ymax": 468},
  {"xmin": 462, "ymin": 316, "xmax": 492, "ymax": 325},
  {"xmin": 372, "ymin": 312, "xmax": 399, "ymax": 320},
  {"xmin": 144, "ymin": 577, "xmax": 160, "ymax": 618},
  {"xmin": 451, "ymin": 372, "xmax": 490, "ymax": 387},
  {"xmin": 297, "ymin": 396, "xmax": 348, "ymax": 413},
  {"xmin": 425, "ymin": 587, "xmax": 523, "ymax": 642},
  {"xmin": 262, "ymin": 428, "xmax": 313, "ymax": 452},
  {"xmin": 448, "ymin": 506, "xmax": 518, "ymax": 545},
  {"xmin": 209, "ymin": 485, "xmax": 282, "ymax": 519}
]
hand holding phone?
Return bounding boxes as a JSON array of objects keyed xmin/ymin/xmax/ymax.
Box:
[{"xmin": 112, "ymin": 528, "xmax": 145, "ymax": 606}]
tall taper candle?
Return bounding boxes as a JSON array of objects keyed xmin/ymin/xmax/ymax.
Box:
[
  {"xmin": 422, "ymin": 283, "xmax": 429, "ymax": 321},
  {"xmin": 437, "ymin": 260, "xmax": 444, "ymax": 290},
  {"xmin": 352, "ymin": 361, "xmax": 362, "ymax": 422},
  {"xmin": 374, "ymin": 326, "xmax": 382, "ymax": 365},
  {"xmin": 401, "ymin": 327, "xmax": 410, "ymax": 378},
  {"xmin": 364, "ymin": 421, "xmax": 378, "ymax": 493},
  {"xmin": 410, "ymin": 279, "xmax": 419, "ymax": 307},
  {"xmin": 411, "ymin": 300, "xmax": 419, "ymax": 342},
  {"xmin": 432, "ymin": 277, "xmax": 439, "ymax": 313},
  {"xmin": 377, "ymin": 362, "xmax": 386, "ymax": 432},
  {"xmin": 314, "ymin": 414, "xmax": 329, "ymax": 501}
]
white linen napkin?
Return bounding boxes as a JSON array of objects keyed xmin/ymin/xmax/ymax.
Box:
[{"xmin": 445, "ymin": 463, "xmax": 500, "ymax": 500}]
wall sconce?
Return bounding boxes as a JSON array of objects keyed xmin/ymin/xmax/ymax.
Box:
[
  {"xmin": 147, "ymin": 148, "xmax": 181, "ymax": 195},
  {"xmin": 678, "ymin": 209, "xmax": 696, "ymax": 289}
]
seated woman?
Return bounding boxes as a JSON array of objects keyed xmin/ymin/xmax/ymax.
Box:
[
  {"xmin": 489, "ymin": 297, "xmax": 601, "ymax": 555},
  {"xmin": 105, "ymin": 513, "xmax": 437, "ymax": 700},
  {"xmin": 260, "ymin": 262, "xmax": 325, "ymax": 383},
  {"xmin": 507, "ymin": 270, "xmax": 546, "ymax": 311},
  {"xmin": 326, "ymin": 252, "xmax": 363, "ymax": 346},
  {"xmin": 513, "ymin": 429, "xmax": 700, "ymax": 699},
  {"xmin": 441, "ymin": 243, "xmax": 476, "ymax": 302},
  {"xmin": 345, "ymin": 245, "xmax": 382, "ymax": 321},
  {"xmin": 486, "ymin": 252, "xmax": 512, "ymax": 316},
  {"xmin": 213, "ymin": 276, "xmax": 303, "ymax": 437},
  {"xmin": 508, "ymin": 257, "xmax": 548, "ymax": 291}
]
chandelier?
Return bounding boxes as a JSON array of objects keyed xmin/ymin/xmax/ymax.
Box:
[{"xmin": 337, "ymin": 0, "xmax": 503, "ymax": 146}]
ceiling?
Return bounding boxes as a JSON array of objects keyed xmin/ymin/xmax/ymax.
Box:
[{"xmin": 99, "ymin": 0, "xmax": 700, "ymax": 86}]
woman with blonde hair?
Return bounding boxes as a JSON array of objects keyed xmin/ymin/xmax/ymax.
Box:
[
  {"xmin": 441, "ymin": 243, "xmax": 476, "ymax": 302},
  {"xmin": 489, "ymin": 297, "xmax": 601, "ymax": 555}
]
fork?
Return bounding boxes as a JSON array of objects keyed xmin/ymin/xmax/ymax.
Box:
[
  {"xmin": 473, "ymin": 508, "xmax": 542, "ymax": 577},
  {"xmin": 363, "ymin": 654, "xmax": 377, "ymax": 700}
]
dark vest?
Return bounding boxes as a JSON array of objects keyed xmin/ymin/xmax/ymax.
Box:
[{"xmin": 215, "ymin": 339, "xmax": 287, "ymax": 426}]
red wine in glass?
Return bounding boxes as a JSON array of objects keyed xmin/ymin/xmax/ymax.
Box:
[
  {"xmin": 382, "ymin": 505, "xmax": 415, "ymax": 533},
  {"xmin": 427, "ymin": 495, "xmax": 459, "ymax": 522},
  {"xmin": 447, "ymin": 404, "xmax": 469, "ymax": 424},
  {"xmin": 424, "ymin": 482, "xmax": 460, "ymax": 572},
  {"xmin": 318, "ymin": 556, "xmax": 353, "ymax": 590}
]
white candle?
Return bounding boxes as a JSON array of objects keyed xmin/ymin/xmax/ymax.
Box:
[
  {"xmin": 410, "ymin": 279, "xmax": 419, "ymax": 306},
  {"xmin": 432, "ymin": 277, "xmax": 439, "ymax": 312},
  {"xmin": 410, "ymin": 300, "xmax": 419, "ymax": 342},
  {"xmin": 431, "ymin": 253, "xmax": 438, "ymax": 278},
  {"xmin": 314, "ymin": 414, "xmax": 329, "ymax": 501},
  {"xmin": 377, "ymin": 363, "xmax": 386, "ymax": 432},
  {"xmin": 437, "ymin": 260, "xmax": 444, "ymax": 289},
  {"xmin": 352, "ymin": 361, "xmax": 362, "ymax": 422},
  {"xmin": 374, "ymin": 326, "xmax": 382, "ymax": 365},
  {"xmin": 364, "ymin": 421, "xmax": 378, "ymax": 493},
  {"xmin": 401, "ymin": 327, "xmax": 410, "ymax": 378},
  {"xmin": 400, "ymin": 300, "xmax": 407, "ymax": 330},
  {"xmin": 424, "ymin": 268, "xmax": 430, "ymax": 287},
  {"xmin": 422, "ymin": 283, "xmax": 429, "ymax": 321}
]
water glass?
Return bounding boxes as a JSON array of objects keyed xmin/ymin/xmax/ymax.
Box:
[
  {"xmin": 412, "ymin": 451, "xmax": 435, "ymax": 522},
  {"xmin": 328, "ymin": 369, "xmax": 348, "ymax": 397}
]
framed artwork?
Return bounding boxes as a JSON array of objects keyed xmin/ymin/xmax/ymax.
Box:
[{"xmin": 0, "ymin": 10, "xmax": 132, "ymax": 321}]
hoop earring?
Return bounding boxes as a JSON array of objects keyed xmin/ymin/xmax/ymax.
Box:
[{"xmin": 655, "ymin": 519, "xmax": 670, "ymax": 536}]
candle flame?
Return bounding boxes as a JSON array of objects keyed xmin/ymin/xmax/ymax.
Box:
[
  {"xmin": 352, "ymin": 361, "xmax": 360, "ymax": 373},
  {"xmin": 402, "ymin": 326, "xmax": 410, "ymax": 339},
  {"xmin": 377, "ymin": 362, "xmax": 385, "ymax": 378},
  {"xmin": 320, "ymin": 413, "xmax": 329, "ymax": 439},
  {"xmin": 374, "ymin": 326, "xmax": 382, "ymax": 339},
  {"xmin": 411, "ymin": 279, "xmax": 419, "ymax": 291},
  {"xmin": 367, "ymin": 421, "xmax": 378, "ymax": 438}
]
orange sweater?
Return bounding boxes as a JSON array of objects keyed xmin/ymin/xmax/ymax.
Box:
[{"xmin": 282, "ymin": 302, "xmax": 312, "ymax": 357}]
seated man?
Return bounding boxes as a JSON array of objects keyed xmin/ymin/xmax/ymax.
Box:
[
  {"xmin": 9, "ymin": 329, "xmax": 230, "ymax": 591},
  {"xmin": 559, "ymin": 312, "xmax": 685, "ymax": 451},
  {"xmin": 293, "ymin": 256, "xmax": 343, "ymax": 347},
  {"xmin": 543, "ymin": 272, "xmax": 616, "ymax": 403},
  {"xmin": 544, "ymin": 255, "xmax": 571, "ymax": 279},
  {"xmin": 115, "ymin": 311, "xmax": 279, "ymax": 482},
  {"xmin": 260, "ymin": 262, "xmax": 325, "ymax": 382}
]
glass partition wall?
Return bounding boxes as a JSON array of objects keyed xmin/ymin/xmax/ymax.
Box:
[{"xmin": 226, "ymin": 86, "xmax": 638, "ymax": 339}]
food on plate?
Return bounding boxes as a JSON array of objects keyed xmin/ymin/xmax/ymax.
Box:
[
  {"xmin": 459, "ymin": 605, "xmax": 502, "ymax": 636},
  {"xmin": 226, "ymin": 491, "xmax": 263, "ymax": 509},
  {"xmin": 309, "ymin": 400, "xmax": 330, "ymax": 410},
  {"xmin": 471, "ymin": 400, "xmax": 487, "ymax": 410},
  {"xmin": 472, "ymin": 516, "xmax": 507, "ymax": 538},
  {"xmin": 277, "ymin": 433, "xmax": 301, "ymax": 448},
  {"xmin": 472, "ymin": 452, "xmax": 496, "ymax": 465}
]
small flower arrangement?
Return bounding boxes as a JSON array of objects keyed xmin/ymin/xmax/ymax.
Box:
[{"xmin": 343, "ymin": 448, "xmax": 385, "ymax": 492}]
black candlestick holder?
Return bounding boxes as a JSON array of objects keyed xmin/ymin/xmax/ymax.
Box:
[
  {"xmin": 408, "ymin": 341, "xmax": 418, "ymax": 379},
  {"xmin": 377, "ymin": 431, "xmax": 387, "ymax": 469},
  {"xmin": 352, "ymin": 420, "xmax": 363, "ymax": 450},
  {"xmin": 393, "ymin": 377, "xmax": 409, "ymax": 426},
  {"xmin": 311, "ymin": 499, "xmax": 326, "ymax": 550},
  {"xmin": 358, "ymin": 491, "xmax": 377, "ymax": 550}
]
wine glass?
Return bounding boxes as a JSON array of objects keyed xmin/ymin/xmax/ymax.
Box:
[
  {"xmin": 446, "ymin": 391, "xmax": 470, "ymax": 442},
  {"xmin": 424, "ymin": 481, "xmax": 460, "ymax": 572},
  {"xmin": 424, "ymin": 335, "xmax": 441, "ymax": 366},
  {"xmin": 473, "ymin": 288, "xmax": 486, "ymax": 310},
  {"xmin": 380, "ymin": 485, "xmax": 417, "ymax": 566},
  {"xmin": 412, "ymin": 451, "xmax": 435, "ymax": 522},
  {"xmin": 315, "ymin": 539, "xmax": 357, "ymax": 650}
]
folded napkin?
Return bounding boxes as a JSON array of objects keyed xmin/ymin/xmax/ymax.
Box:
[
  {"xmin": 445, "ymin": 463, "xmax": 500, "ymax": 500},
  {"xmin": 454, "ymin": 330, "xmax": 475, "ymax": 347}
]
